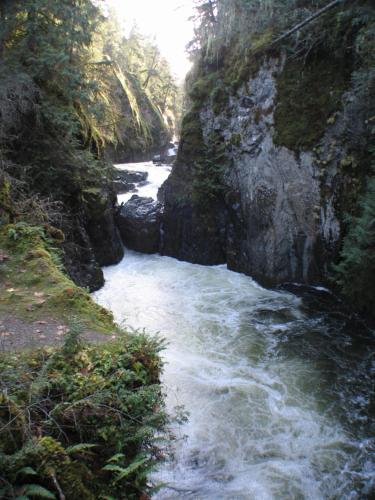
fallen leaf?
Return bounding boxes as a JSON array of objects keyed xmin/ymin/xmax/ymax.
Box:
[
  {"xmin": 1, "ymin": 332, "xmax": 11, "ymax": 337},
  {"xmin": 34, "ymin": 292, "xmax": 45, "ymax": 297},
  {"xmin": 35, "ymin": 299, "xmax": 46, "ymax": 306}
]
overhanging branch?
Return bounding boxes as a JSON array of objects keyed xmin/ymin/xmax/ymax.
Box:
[{"xmin": 270, "ymin": 0, "xmax": 347, "ymax": 47}]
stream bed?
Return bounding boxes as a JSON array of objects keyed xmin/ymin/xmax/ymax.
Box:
[{"xmin": 93, "ymin": 162, "xmax": 374, "ymax": 499}]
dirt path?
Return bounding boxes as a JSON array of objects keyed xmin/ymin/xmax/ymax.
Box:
[{"xmin": 0, "ymin": 314, "xmax": 118, "ymax": 352}]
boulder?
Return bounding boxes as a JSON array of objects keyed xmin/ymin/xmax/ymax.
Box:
[
  {"xmin": 113, "ymin": 180, "xmax": 136, "ymax": 194},
  {"xmin": 152, "ymin": 154, "xmax": 162, "ymax": 165},
  {"xmin": 152, "ymin": 143, "xmax": 178, "ymax": 165},
  {"xmin": 113, "ymin": 169, "xmax": 148, "ymax": 194},
  {"xmin": 115, "ymin": 169, "xmax": 148, "ymax": 183},
  {"xmin": 116, "ymin": 195, "xmax": 163, "ymax": 254}
]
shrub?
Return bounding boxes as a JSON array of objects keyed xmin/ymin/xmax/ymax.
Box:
[
  {"xmin": 334, "ymin": 173, "xmax": 375, "ymax": 316},
  {"xmin": 0, "ymin": 327, "xmax": 167, "ymax": 499}
]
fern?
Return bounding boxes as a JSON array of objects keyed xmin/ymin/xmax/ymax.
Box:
[
  {"xmin": 66, "ymin": 443, "xmax": 97, "ymax": 455},
  {"xmin": 103, "ymin": 457, "xmax": 148, "ymax": 484},
  {"xmin": 22, "ymin": 484, "xmax": 56, "ymax": 499},
  {"xmin": 17, "ymin": 467, "xmax": 38, "ymax": 477}
]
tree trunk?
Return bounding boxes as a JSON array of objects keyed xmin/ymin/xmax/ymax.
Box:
[{"xmin": 270, "ymin": 0, "xmax": 346, "ymax": 47}]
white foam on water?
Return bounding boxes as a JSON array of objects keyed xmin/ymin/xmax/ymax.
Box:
[
  {"xmin": 115, "ymin": 161, "xmax": 171, "ymax": 203},
  {"xmin": 93, "ymin": 163, "xmax": 374, "ymax": 499}
]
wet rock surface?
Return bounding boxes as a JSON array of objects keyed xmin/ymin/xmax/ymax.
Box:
[
  {"xmin": 116, "ymin": 195, "xmax": 163, "ymax": 253},
  {"xmin": 113, "ymin": 169, "xmax": 148, "ymax": 194}
]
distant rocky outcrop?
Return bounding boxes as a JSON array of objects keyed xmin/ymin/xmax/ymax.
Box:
[
  {"xmin": 152, "ymin": 142, "xmax": 178, "ymax": 165},
  {"xmin": 105, "ymin": 67, "xmax": 172, "ymax": 163},
  {"xmin": 113, "ymin": 169, "xmax": 148, "ymax": 194}
]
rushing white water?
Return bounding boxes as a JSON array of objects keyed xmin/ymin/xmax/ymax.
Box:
[
  {"xmin": 116, "ymin": 161, "xmax": 171, "ymax": 204},
  {"xmin": 93, "ymin": 163, "xmax": 375, "ymax": 499}
]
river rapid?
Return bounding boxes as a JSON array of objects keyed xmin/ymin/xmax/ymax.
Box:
[{"xmin": 93, "ymin": 162, "xmax": 374, "ymax": 499}]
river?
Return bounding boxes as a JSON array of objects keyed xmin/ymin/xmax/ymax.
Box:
[{"xmin": 93, "ymin": 162, "xmax": 374, "ymax": 499}]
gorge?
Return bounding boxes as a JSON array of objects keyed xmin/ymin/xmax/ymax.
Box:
[{"xmin": 0, "ymin": 1, "xmax": 374, "ymax": 498}]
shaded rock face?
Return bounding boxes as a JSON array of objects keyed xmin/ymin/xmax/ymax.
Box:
[
  {"xmin": 116, "ymin": 195, "xmax": 162, "ymax": 254},
  {"xmin": 62, "ymin": 188, "xmax": 124, "ymax": 292},
  {"xmin": 161, "ymin": 166, "xmax": 226, "ymax": 264},
  {"xmin": 83, "ymin": 189, "xmax": 124, "ymax": 268},
  {"xmin": 162, "ymin": 56, "xmax": 367, "ymax": 287},
  {"xmin": 61, "ymin": 220, "xmax": 104, "ymax": 292}
]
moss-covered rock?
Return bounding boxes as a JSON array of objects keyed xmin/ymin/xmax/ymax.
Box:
[
  {"xmin": 273, "ymin": 54, "xmax": 351, "ymax": 151},
  {"xmin": 0, "ymin": 223, "xmax": 115, "ymax": 332}
]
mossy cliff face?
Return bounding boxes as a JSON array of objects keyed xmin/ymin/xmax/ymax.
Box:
[
  {"xmin": 162, "ymin": 46, "xmax": 371, "ymax": 286},
  {"xmin": 104, "ymin": 69, "xmax": 172, "ymax": 163},
  {"xmin": 0, "ymin": 75, "xmax": 124, "ymax": 292}
]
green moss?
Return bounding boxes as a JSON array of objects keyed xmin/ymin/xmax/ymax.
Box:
[
  {"xmin": 274, "ymin": 55, "xmax": 351, "ymax": 151},
  {"xmin": 251, "ymin": 30, "xmax": 274, "ymax": 53},
  {"xmin": 0, "ymin": 176, "xmax": 14, "ymax": 224},
  {"xmin": 212, "ymin": 85, "xmax": 228, "ymax": 115},
  {"xmin": 340, "ymin": 155, "xmax": 356, "ymax": 170},
  {"xmin": 221, "ymin": 29, "xmax": 274, "ymax": 91},
  {"xmin": 179, "ymin": 110, "xmax": 206, "ymax": 161},
  {"xmin": 333, "ymin": 173, "xmax": 375, "ymax": 316},
  {"xmin": 0, "ymin": 223, "xmax": 115, "ymax": 332},
  {"xmin": 189, "ymin": 78, "xmax": 213, "ymax": 102}
]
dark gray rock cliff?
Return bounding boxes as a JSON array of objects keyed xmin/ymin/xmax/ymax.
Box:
[{"xmin": 161, "ymin": 54, "xmax": 369, "ymax": 287}]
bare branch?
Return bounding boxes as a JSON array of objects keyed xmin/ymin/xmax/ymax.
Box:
[{"xmin": 270, "ymin": 0, "xmax": 346, "ymax": 47}]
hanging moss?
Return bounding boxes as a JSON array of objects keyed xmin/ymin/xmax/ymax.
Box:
[{"xmin": 220, "ymin": 29, "xmax": 274, "ymax": 91}]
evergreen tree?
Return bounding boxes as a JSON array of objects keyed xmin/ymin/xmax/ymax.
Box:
[{"xmin": 334, "ymin": 173, "xmax": 375, "ymax": 315}]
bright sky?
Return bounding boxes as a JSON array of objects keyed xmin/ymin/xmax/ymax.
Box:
[{"xmin": 106, "ymin": 0, "xmax": 196, "ymax": 81}]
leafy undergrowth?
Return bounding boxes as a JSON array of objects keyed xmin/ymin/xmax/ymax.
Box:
[
  {"xmin": 0, "ymin": 325, "xmax": 167, "ymax": 499},
  {"xmin": 0, "ymin": 222, "xmax": 114, "ymax": 333}
]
